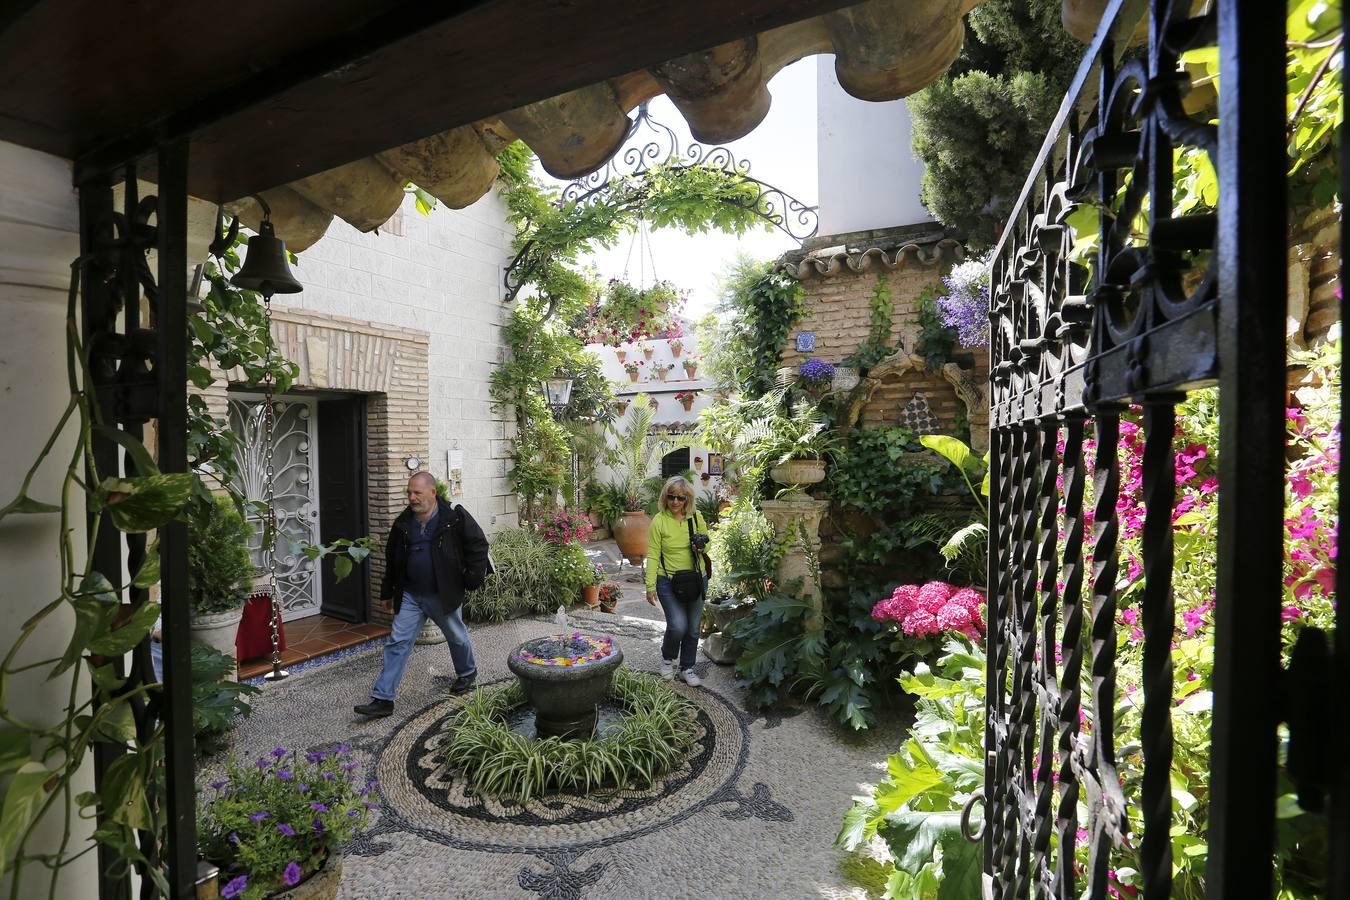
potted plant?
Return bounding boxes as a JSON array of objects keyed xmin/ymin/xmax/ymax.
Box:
[
  {"xmin": 581, "ymin": 564, "xmax": 605, "ymax": 606},
  {"xmin": 603, "ymin": 395, "xmax": 669, "ymax": 564},
  {"xmin": 614, "ymin": 397, "xmax": 630, "ymax": 414},
  {"xmin": 670, "ymin": 338, "xmax": 684, "ymax": 357},
  {"xmin": 188, "ymin": 495, "xmax": 255, "ymax": 659},
  {"xmin": 654, "ymin": 362, "xmax": 674, "ymax": 382},
  {"xmin": 640, "ymin": 341, "xmax": 654, "ymax": 360},
  {"xmin": 675, "ymin": 390, "xmax": 697, "ymax": 411},
  {"xmin": 597, "ymin": 582, "xmax": 622, "ymax": 613},
  {"xmin": 615, "ymin": 347, "xmax": 628, "ymax": 362},
  {"xmin": 682, "ymin": 357, "xmax": 699, "ymax": 379},
  {"xmin": 623, "ymin": 360, "xmax": 642, "ymax": 382},
  {"xmin": 797, "ymin": 358, "xmax": 835, "ymax": 396},
  {"xmin": 734, "ymin": 389, "xmax": 837, "ymax": 493},
  {"xmin": 198, "ymin": 744, "xmax": 376, "ymax": 899},
  {"xmin": 693, "ymin": 454, "xmax": 703, "ymax": 470}
]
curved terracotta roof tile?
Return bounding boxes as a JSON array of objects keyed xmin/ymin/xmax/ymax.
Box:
[{"xmin": 782, "ymin": 239, "xmax": 966, "ymax": 280}]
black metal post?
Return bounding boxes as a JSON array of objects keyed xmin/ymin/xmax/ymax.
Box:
[
  {"xmin": 79, "ymin": 169, "xmax": 133, "ymax": 900},
  {"xmin": 1206, "ymin": 0, "xmax": 1288, "ymax": 896},
  {"xmin": 155, "ymin": 138, "xmax": 198, "ymax": 899}
]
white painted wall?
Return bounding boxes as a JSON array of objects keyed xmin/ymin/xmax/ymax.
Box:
[
  {"xmin": 276, "ymin": 191, "xmax": 519, "ymax": 531},
  {"xmin": 816, "ymin": 53, "xmax": 930, "ymax": 235},
  {"xmin": 587, "ymin": 331, "xmax": 721, "ymax": 502},
  {"xmin": 0, "ymin": 139, "xmax": 97, "ymax": 894}
]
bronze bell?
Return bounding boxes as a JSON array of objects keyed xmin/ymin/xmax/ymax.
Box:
[{"xmin": 232, "ymin": 219, "xmax": 303, "ymax": 296}]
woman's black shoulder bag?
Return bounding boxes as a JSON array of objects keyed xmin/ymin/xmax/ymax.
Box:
[{"xmin": 663, "ymin": 515, "xmax": 707, "ymax": 603}]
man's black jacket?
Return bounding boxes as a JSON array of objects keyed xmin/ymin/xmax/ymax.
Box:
[{"xmin": 379, "ymin": 498, "xmax": 490, "ymax": 615}]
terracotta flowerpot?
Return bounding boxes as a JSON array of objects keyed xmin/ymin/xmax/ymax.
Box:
[
  {"xmin": 582, "ymin": 584, "xmax": 600, "ymax": 607},
  {"xmin": 657, "ymin": 369, "xmax": 669, "ymax": 381},
  {"xmin": 616, "ymin": 350, "xmax": 627, "ymax": 362},
  {"xmin": 683, "ymin": 366, "xmax": 697, "ymax": 378},
  {"xmin": 611, "ymin": 510, "xmax": 651, "ymax": 564},
  {"xmin": 693, "ymin": 457, "xmax": 702, "ymax": 470},
  {"xmin": 643, "ymin": 349, "xmax": 654, "ymax": 359},
  {"xmin": 672, "ymin": 346, "xmax": 683, "ymax": 357},
  {"xmin": 627, "ymin": 371, "xmax": 638, "ymax": 382},
  {"xmin": 769, "ymin": 458, "xmax": 827, "ymax": 489},
  {"xmin": 681, "ymin": 400, "xmax": 694, "ymax": 412}
]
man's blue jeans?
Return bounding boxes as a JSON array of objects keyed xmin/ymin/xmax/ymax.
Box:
[
  {"xmin": 655, "ymin": 575, "xmax": 706, "ymax": 670},
  {"xmin": 371, "ymin": 592, "xmax": 476, "ymax": 701}
]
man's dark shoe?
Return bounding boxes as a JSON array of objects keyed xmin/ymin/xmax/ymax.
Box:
[
  {"xmin": 450, "ymin": 675, "xmax": 477, "ymax": 695},
  {"xmin": 354, "ymin": 698, "xmax": 394, "ymax": 718}
]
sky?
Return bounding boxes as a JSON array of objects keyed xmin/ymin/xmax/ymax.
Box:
[{"xmin": 539, "ymin": 57, "xmax": 821, "ymax": 321}]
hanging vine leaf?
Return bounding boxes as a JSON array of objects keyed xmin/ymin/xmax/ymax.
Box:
[
  {"xmin": 132, "ymin": 541, "xmax": 160, "ymax": 589},
  {"xmin": 0, "ymin": 493, "xmax": 61, "ymax": 522},
  {"xmin": 0, "ymin": 762, "xmax": 54, "ymax": 881},
  {"xmin": 87, "ymin": 602, "xmax": 160, "ymax": 657},
  {"xmin": 96, "ymin": 474, "xmax": 193, "ymax": 532},
  {"xmin": 0, "ymin": 730, "xmax": 29, "ymax": 777},
  {"xmin": 51, "ymin": 575, "xmax": 120, "ymax": 678}
]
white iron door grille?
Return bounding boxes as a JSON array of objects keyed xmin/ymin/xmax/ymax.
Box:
[{"xmin": 229, "ymin": 394, "xmax": 323, "ymax": 622}]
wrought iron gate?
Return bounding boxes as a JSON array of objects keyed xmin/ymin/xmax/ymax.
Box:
[{"xmin": 982, "ymin": 0, "xmax": 1346, "ymax": 896}]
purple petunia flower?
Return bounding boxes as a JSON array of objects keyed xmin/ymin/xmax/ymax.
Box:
[
  {"xmin": 321, "ymin": 771, "xmax": 335, "ymax": 782},
  {"xmin": 210, "ymin": 780, "xmax": 227, "ymax": 790},
  {"xmin": 347, "ymin": 809, "xmax": 360, "ymax": 818},
  {"xmin": 253, "ymin": 759, "xmax": 270, "ymax": 769},
  {"xmin": 297, "ymin": 783, "xmax": 310, "ymax": 793},
  {"xmin": 248, "ymin": 811, "xmax": 269, "ymax": 823},
  {"xmin": 277, "ymin": 823, "xmax": 297, "ymax": 837},
  {"xmin": 221, "ymin": 875, "xmax": 248, "ymax": 898},
  {"xmin": 283, "ymin": 861, "xmax": 302, "ymax": 887},
  {"xmin": 335, "ymin": 742, "xmax": 351, "ymax": 754},
  {"xmin": 340, "ymin": 762, "xmax": 357, "ymax": 772},
  {"xmin": 312, "ymin": 818, "xmax": 325, "ymax": 835},
  {"xmin": 271, "ymin": 747, "xmax": 288, "ymax": 759},
  {"xmin": 228, "ymin": 832, "xmax": 239, "ymax": 845},
  {"xmin": 305, "ymin": 751, "xmax": 326, "ymax": 763},
  {"xmin": 364, "ymin": 801, "xmax": 378, "ymax": 810},
  {"xmin": 310, "ymin": 801, "xmax": 329, "ymax": 813},
  {"xmin": 276, "ymin": 769, "xmax": 293, "ymax": 782}
]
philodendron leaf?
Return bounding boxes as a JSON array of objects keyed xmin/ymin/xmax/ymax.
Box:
[
  {"xmin": 0, "ymin": 762, "xmax": 54, "ymax": 881},
  {"xmin": 0, "ymin": 494, "xmax": 61, "ymax": 523},
  {"xmin": 919, "ymin": 435, "xmax": 984, "ymax": 478},
  {"xmin": 0, "ymin": 730, "xmax": 29, "ymax": 776},
  {"xmin": 51, "ymin": 575, "xmax": 119, "ymax": 678},
  {"xmin": 333, "ymin": 555, "xmax": 353, "ymax": 581},
  {"xmin": 97, "ymin": 474, "xmax": 194, "ymax": 533},
  {"xmin": 132, "ymin": 542, "xmax": 160, "ymax": 589},
  {"xmin": 88, "ymin": 602, "xmax": 160, "ymax": 657}
]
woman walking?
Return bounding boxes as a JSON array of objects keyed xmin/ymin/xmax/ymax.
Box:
[{"xmin": 645, "ymin": 476, "xmax": 710, "ymax": 686}]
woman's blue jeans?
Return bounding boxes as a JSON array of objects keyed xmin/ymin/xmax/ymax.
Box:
[
  {"xmin": 371, "ymin": 592, "xmax": 476, "ymax": 701},
  {"xmin": 655, "ymin": 575, "xmax": 705, "ymax": 670}
]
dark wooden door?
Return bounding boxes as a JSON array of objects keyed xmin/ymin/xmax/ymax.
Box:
[{"xmin": 318, "ymin": 395, "xmax": 369, "ymax": 623}]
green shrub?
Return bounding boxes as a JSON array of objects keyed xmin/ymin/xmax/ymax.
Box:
[
  {"xmin": 706, "ymin": 497, "xmax": 778, "ymax": 602},
  {"xmin": 441, "ymin": 669, "xmax": 699, "ymax": 802},
  {"xmin": 188, "ymin": 494, "xmax": 254, "ymax": 615},
  {"xmin": 191, "ymin": 642, "xmax": 259, "ymax": 755},
  {"xmin": 584, "ymin": 480, "xmax": 626, "ymax": 529},
  {"xmin": 465, "ymin": 527, "xmax": 594, "ymax": 622}
]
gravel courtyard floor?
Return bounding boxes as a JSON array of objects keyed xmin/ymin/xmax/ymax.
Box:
[{"xmin": 224, "ymin": 570, "xmax": 907, "ymax": 899}]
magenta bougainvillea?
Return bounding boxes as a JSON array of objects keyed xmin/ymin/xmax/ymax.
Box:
[{"xmin": 872, "ymin": 581, "xmax": 986, "ymax": 640}]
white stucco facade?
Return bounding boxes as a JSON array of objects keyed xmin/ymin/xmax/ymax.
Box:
[
  {"xmin": 816, "ymin": 53, "xmax": 930, "ymax": 235},
  {"xmin": 276, "ymin": 191, "xmax": 518, "ymax": 531}
]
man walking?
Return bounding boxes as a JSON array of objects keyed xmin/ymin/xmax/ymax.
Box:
[{"xmin": 355, "ymin": 472, "xmax": 490, "ymax": 718}]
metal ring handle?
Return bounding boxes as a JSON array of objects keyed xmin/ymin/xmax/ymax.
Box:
[{"xmin": 960, "ymin": 787, "xmax": 987, "ymax": 843}]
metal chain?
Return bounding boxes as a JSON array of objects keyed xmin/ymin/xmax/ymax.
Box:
[{"xmin": 262, "ymin": 292, "xmax": 287, "ymax": 681}]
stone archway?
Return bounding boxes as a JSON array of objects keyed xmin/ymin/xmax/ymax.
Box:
[{"xmin": 843, "ymin": 348, "xmax": 989, "ymax": 452}]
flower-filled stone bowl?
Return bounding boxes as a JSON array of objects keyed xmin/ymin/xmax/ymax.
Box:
[{"xmin": 507, "ymin": 632, "xmax": 623, "ymax": 738}]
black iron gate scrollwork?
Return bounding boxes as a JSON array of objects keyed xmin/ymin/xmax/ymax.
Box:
[{"xmin": 982, "ymin": 0, "xmax": 1346, "ymax": 897}]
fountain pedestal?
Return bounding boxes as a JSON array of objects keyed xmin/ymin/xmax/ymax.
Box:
[{"xmin": 507, "ymin": 633, "xmax": 624, "ymax": 739}]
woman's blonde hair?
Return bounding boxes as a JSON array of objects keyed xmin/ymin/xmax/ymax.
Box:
[{"xmin": 658, "ymin": 476, "xmax": 696, "ymax": 515}]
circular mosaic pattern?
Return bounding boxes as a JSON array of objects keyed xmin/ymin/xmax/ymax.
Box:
[{"xmin": 373, "ymin": 677, "xmax": 749, "ymax": 852}]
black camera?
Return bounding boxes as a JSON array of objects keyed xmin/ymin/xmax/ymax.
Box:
[{"xmin": 690, "ymin": 532, "xmax": 710, "ymax": 551}]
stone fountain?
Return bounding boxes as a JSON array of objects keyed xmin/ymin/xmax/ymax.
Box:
[{"xmin": 506, "ymin": 632, "xmax": 624, "ymax": 739}]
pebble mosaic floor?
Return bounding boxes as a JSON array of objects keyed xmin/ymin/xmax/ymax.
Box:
[{"xmin": 220, "ymin": 601, "xmax": 908, "ymax": 899}]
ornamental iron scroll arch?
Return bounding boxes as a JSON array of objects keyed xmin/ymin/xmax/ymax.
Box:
[
  {"xmin": 982, "ymin": 0, "xmax": 1330, "ymax": 898},
  {"xmin": 503, "ymin": 101, "xmax": 819, "ymax": 300}
]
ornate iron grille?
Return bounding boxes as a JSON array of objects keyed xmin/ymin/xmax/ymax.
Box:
[{"xmin": 982, "ymin": 0, "xmax": 1344, "ymax": 896}]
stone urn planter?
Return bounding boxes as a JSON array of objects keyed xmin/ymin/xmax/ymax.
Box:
[
  {"xmin": 769, "ymin": 459, "xmax": 827, "ymax": 490},
  {"xmin": 611, "ymin": 510, "xmax": 651, "ymax": 564},
  {"xmin": 508, "ymin": 633, "xmax": 624, "ymax": 738},
  {"xmin": 701, "ymin": 596, "xmax": 754, "ymax": 664},
  {"xmin": 189, "ymin": 608, "xmax": 244, "ymax": 660}
]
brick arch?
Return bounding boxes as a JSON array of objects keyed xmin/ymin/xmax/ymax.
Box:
[{"xmin": 844, "ymin": 349, "xmax": 989, "ymax": 451}]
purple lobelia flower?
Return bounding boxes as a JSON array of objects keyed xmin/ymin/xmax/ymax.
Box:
[
  {"xmin": 210, "ymin": 780, "xmax": 227, "ymax": 790},
  {"xmin": 248, "ymin": 811, "xmax": 269, "ymax": 823},
  {"xmin": 221, "ymin": 875, "xmax": 248, "ymax": 898},
  {"xmin": 797, "ymin": 358, "xmax": 834, "ymax": 386},
  {"xmin": 305, "ymin": 750, "xmax": 326, "ymax": 763},
  {"xmin": 276, "ymin": 769, "xmax": 293, "ymax": 782},
  {"xmin": 310, "ymin": 801, "xmax": 329, "ymax": 813},
  {"xmin": 277, "ymin": 823, "xmax": 297, "ymax": 837},
  {"xmin": 283, "ymin": 861, "xmax": 303, "ymax": 887},
  {"xmin": 271, "ymin": 747, "xmax": 288, "ymax": 759}
]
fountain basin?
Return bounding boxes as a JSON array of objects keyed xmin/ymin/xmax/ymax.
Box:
[{"xmin": 506, "ymin": 632, "xmax": 623, "ymax": 739}]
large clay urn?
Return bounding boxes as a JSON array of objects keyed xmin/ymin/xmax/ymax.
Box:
[{"xmin": 611, "ymin": 510, "xmax": 651, "ymax": 564}]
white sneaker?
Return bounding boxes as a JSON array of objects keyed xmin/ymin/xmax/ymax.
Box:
[
  {"xmin": 659, "ymin": 659, "xmax": 676, "ymax": 681},
  {"xmin": 680, "ymin": 669, "xmax": 702, "ymax": 687}
]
